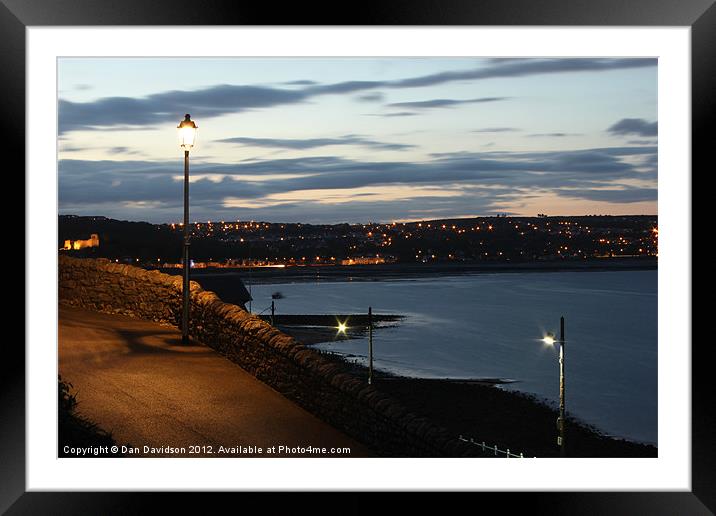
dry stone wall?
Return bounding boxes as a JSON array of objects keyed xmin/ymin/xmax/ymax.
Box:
[{"xmin": 58, "ymin": 255, "xmax": 478, "ymax": 457}]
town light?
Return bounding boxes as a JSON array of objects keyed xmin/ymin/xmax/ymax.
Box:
[
  {"xmin": 178, "ymin": 114, "xmax": 198, "ymax": 149},
  {"xmin": 336, "ymin": 322, "xmax": 348, "ymax": 334}
]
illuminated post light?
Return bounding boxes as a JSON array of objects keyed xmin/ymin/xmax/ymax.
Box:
[
  {"xmin": 178, "ymin": 114, "xmax": 198, "ymax": 345},
  {"xmin": 178, "ymin": 113, "xmax": 198, "ymax": 149},
  {"xmin": 541, "ymin": 316, "xmax": 566, "ymax": 457}
]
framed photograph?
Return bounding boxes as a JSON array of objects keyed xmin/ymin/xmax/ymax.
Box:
[{"xmin": 9, "ymin": 0, "xmax": 708, "ymax": 512}]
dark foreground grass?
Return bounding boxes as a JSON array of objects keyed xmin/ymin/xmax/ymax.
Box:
[{"xmin": 58, "ymin": 376, "xmax": 119, "ymax": 457}]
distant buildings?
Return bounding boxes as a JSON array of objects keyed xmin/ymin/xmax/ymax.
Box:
[
  {"xmin": 341, "ymin": 256, "xmax": 390, "ymax": 265},
  {"xmin": 62, "ymin": 233, "xmax": 99, "ymax": 251}
]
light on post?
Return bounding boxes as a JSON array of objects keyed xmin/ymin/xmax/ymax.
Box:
[{"xmin": 178, "ymin": 114, "xmax": 198, "ymax": 149}]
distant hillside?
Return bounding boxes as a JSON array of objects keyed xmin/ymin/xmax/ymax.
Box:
[{"xmin": 58, "ymin": 214, "xmax": 658, "ymax": 264}]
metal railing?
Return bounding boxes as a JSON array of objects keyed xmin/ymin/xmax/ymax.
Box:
[{"xmin": 458, "ymin": 435, "xmax": 534, "ymax": 458}]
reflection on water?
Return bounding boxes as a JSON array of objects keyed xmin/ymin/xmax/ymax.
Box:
[{"xmin": 235, "ymin": 270, "xmax": 656, "ymax": 443}]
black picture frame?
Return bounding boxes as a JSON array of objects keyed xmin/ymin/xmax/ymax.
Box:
[{"xmin": 6, "ymin": 0, "xmax": 707, "ymax": 513}]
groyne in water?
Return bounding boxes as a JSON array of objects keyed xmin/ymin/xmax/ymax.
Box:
[{"xmin": 257, "ymin": 314, "xmax": 402, "ymax": 326}]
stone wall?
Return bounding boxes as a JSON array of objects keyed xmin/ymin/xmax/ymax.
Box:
[{"xmin": 58, "ymin": 255, "xmax": 478, "ymax": 457}]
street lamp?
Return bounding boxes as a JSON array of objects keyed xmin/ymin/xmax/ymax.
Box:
[
  {"xmin": 178, "ymin": 114, "xmax": 197, "ymax": 345},
  {"xmin": 542, "ymin": 316, "xmax": 566, "ymax": 457},
  {"xmin": 368, "ymin": 306, "xmax": 373, "ymax": 385}
]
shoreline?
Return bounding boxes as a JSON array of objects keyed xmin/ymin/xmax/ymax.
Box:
[
  {"xmin": 325, "ymin": 352, "xmax": 657, "ymax": 457},
  {"xmin": 163, "ymin": 257, "xmax": 657, "ymax": 285},
  {"xmin": 277, "ymin": 325, "xmax": 657, "ymax": 457}
]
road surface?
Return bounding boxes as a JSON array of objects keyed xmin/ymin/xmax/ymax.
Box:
[{"xmin": 58, "ymin": 305, "xmax": 371, "ymax": 457}]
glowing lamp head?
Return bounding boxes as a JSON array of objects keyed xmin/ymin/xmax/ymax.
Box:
[
  {"xmin": 336, "ymin": 322, "xmax": 348, "ymax": 335},
  {"xmin": 542, "ymin": 332, "xmax": 556, "ymax": 346},
  {"xmin": 178, "ymin": 114, "xmax": 198, "ymax": 149}
]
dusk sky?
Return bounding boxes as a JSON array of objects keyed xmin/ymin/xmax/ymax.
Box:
[{"xmin": 58, "ymin": 57, "xmax": 657, "ymax": 224}]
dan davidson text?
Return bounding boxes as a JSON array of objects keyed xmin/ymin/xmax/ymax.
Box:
[{"xmin": 62, "ymin": 444, "xmax": 352, "ymax": 457}]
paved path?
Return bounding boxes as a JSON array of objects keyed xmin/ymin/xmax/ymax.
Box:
[{"xmin": 58, "ymin": 305, "xmax": 371, "ymax": 457}]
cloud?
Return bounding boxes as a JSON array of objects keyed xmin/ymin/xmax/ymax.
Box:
[
  {"xmin": 365, "ymin": 112, "xmax": 420, "ymax": 118},
  {"xmin": 215, "ymin": 134, "xmax": 415, "ymax": 151},
  {"xmin": 387, "ymin": 58, "xmax": 655, "ymax": 88},
  {"xmin": 560, "ymin": 188, "xmax": 658, "ymax": 203},
  {"xmin": 59, "ymin": 84, "xmax": 311, "ymax": 133},
  {"xmin": 282, "ymin": 80, "xmax": 318, "ymax": 86},
  {"xmin": 355, "ymin": 92, "xmax": 384, "ymax": 102},
  {"xmin": 472, "ymin": 127, "xmax": 520, "ymax": 133},
  {"xmin": 59, "ymin": 145, "xmax": 89, "ymax": 153},
  {"xmin": 60, "ymin": 194, "xmax": 508, "ymax": 225},
  {"xmin": 526, "ymin": 132, "xmax": 581, "ymax": 138},
  {"xmin": 607, "ymin": 118, "xmax": 658, "ymax": 137},
  {"xmin": 304, "ymin": 80, "xmax": 385, "ymax": 96},
  {"xmin": 107, "ymin": 146, "xmax": 143, "ymax": 155},
  {"xmin": 59, "ymin": 58, "xmax": 656, "ymax": 134},
  {"xmin": 387, "ymin": 97, "xmax": 508, "ymax": 110},
  {"xmin": 59, "ymin": 145, "xmax": 657, "ymax": 222},
  {"xmin": 627, "ymin": 139, "xmax": 657, "ymax": 145}
]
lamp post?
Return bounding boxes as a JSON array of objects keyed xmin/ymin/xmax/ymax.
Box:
[
  {"xmin": 178, "ymin": 114, "xmax": 197, "ymax": 345},
  {"xmin": 368, "ymin": 306, "xmax": 373, "ymax": 385},
  {"xmin": 543, "ymin": 315, "xmax": 566, "ymax": 457}
]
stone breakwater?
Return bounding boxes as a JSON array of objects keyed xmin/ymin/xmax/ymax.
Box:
[{"xmin": 58, "ymin": 256, "xmax": 479, "ymax": 457}]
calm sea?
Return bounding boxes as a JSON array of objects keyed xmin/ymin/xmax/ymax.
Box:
[{"xmin": 203, "ymin": 270, "xmax": 658, "ymax": 444}]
